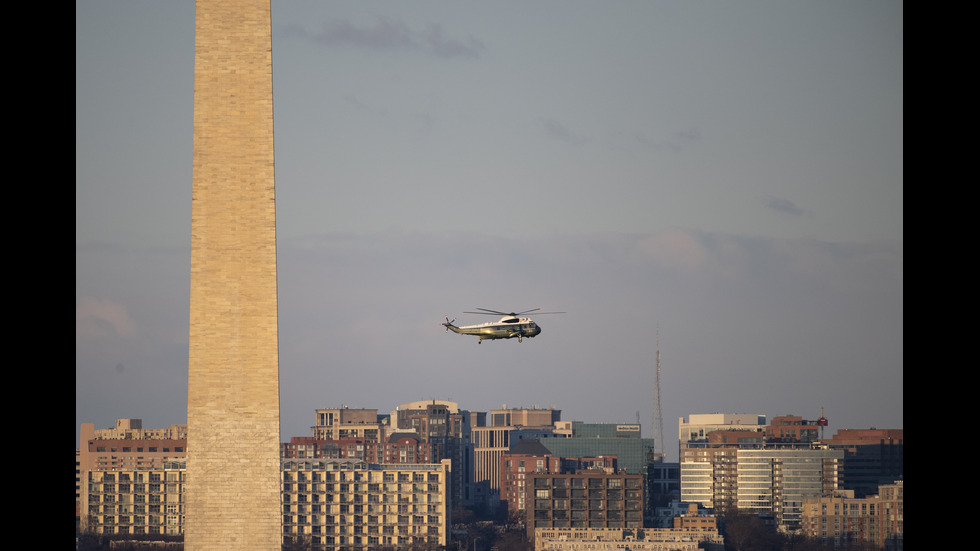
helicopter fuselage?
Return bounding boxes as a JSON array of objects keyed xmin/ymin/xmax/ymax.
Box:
[{"xmin": 444, "ymin": 316, "xmax": 541, "ymax": 343}]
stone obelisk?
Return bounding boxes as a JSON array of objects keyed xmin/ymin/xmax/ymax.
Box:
[{"xmin": 186, "ymin": 1, "xmax": 281, "ymax": 549}]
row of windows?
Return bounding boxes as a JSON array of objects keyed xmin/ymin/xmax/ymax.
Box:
[
  {"xmin": 285, "ymin": 504, "xmax": 441, "ymax": 514},
  {"xmin": 95, "ymin": 515, "xmax": 182, "ymax": 525},
  {"xmin": 90, "ymin": 472, "xmax": 181, "ymax": 482},
  {"xmin": 89, "ymin": 494, "xmax": 180, "ymax": 504},
  {"xmin": 94, "ymin": 446, "xmax": 183, "ymax": 453},
  {"xmin": 533, "ymin": 488, "xmax": 640, "ymax": 499},
  {"xmin": 91, "ymin": 504, "xmax": 181, "ymax": 513},
  {"xmin": 533, "ymin": 477, "xmax": 641, "ymax": 489},
  {"xmin": 533, "ymin": 499, "xmax": 643, "ymax": 511},
  {"xmin": 533, "ymin": 520, "xmax": 643, "ymax": 529},
  {"xmin": 283, "ymin": 534, "xmax": 441, "ymax": 546},
  {"xmin": 283, "ymin": 472, "xmax": 441, "ymax": 483},
  {"xmin": 283, "ymin": 515, "xmax": 442, "ymax": 526},
  {"xmin": 533, "ymin": 510, "xmax": 643, "ymax": 521},
  {"xmin": 284, "ymin": 483, "xmax": 440, "ymax": 493}
]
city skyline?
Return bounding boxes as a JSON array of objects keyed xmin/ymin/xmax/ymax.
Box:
[{"xmin": 76, "ymin": 1, "xmax": 903, "ymax": 461}]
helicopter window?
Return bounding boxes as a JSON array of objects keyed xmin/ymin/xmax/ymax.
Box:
[{"xmin": 503, "ymin": 318, "xmax": 518, "ymax": 324}]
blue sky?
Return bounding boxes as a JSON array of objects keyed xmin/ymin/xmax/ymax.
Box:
[{"xmin": 76, "ymin": 1, "xmax": 902, "ymax": 459}]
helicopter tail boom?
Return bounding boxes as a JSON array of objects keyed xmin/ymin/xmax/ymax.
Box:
[{"xmin": 442, "ymin": 317, "xmax": 461, "ymax": 334}]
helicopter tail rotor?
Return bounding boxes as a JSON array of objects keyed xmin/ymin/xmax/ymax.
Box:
[{"xmin": 442, "ymin": 316, "xmax": 456, "ymax": 333}]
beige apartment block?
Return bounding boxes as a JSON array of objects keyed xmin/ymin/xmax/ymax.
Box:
[
  {"xmin": 801, "ymin": 481, "xmax": 904, "ymax": 550},
  {"xmin": 83, "ymin": 462, "xmax": 187, "ymax": 536},
  {"xmin": 77, "ymin": 420, "xmax": 187, "ymax": 532},
  {"xmin": 186, "ymin": 0, "xmax": 281, "ymax": 549},
  {"xmin": 82, "ymin": 459, "xmax": 454, "ymax": 549},
  {"xmin": 533, "ymin": 528, "xmax": 720, "ymax": 551},
  {"xmin": 281, "ymin": 459, "xmax": 452, "ymax": 550}
]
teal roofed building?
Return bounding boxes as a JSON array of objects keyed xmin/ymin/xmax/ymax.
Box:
[{"xmin": 537, "ymin": 433, "xmax": 655, "ymax": 476}]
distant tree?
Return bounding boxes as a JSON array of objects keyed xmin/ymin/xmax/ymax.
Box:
[
  {"xmin": 838, "ymin": 539, "xmax": 880, "ymax": 551},
  {"xmin": 282, "ymin": 534, "xmax": 313, "ymax": 551},
  {"xmin": 494, "ymin": 529, "xmax": 530, "ymax": 551},
  {"xmin": 452, "ymin": 506, "xmax": 475, "ymax": 525},
  {"xmin": 76, "ymin": 532, "xmax": 183, "ymax": 551},
  {"xmin": 722, "ymin": 511, "xmax": 783, "ymax": 551},
  {"xmin": 76, "ymin": 532, "xmax": 106, "ymax": 551},
  {"xmin": 782, "ymin": 533, "xmax": 831, "ymax": 551}
]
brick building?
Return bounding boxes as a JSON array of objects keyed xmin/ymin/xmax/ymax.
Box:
[{"xmin": 525, "ymin": 471, "xmax": 644, "ymax": 541}]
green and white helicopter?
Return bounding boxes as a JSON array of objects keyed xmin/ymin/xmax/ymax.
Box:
[{"xmin": 442, "ymin": 308, "xmax": 564, "ymax": 343}]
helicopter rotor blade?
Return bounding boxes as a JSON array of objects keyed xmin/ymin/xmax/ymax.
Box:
[{"xmin": 464, "ymin": 307, "xmax": 565, "ymax": 316}]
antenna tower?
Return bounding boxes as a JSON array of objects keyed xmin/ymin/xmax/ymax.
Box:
[{"xmin": 653, "ymin": 325, "xmax": 664, "ymax": 457}]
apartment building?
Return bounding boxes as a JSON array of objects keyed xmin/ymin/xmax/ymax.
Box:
[
  {"xmin": 801, "ymin": 481, "xmax": 903, "ymax": 550},
  {"xmin": 312, "ymin": 407, "xmax": 389, "ymax": 441},
  {"xmin": 679, "ymin": 413, "xmax": 844, "ymax": 528},
  {"xmin": 533, "ymin": 504, "xmax": 723, "ymax": 551},
  {"xmin": 538, "ymin": 427, "xmax": 654, "ymax": 480},
  {"xmin": 765, "ymin": 415, "xmax": 822, "ymax": 442},
  {"xmin": 391, "ymin": 400, "xmax": 475, "ymax": 507},
  {"xmin": 473, "ymin": 407, "xmax": 562, "ymax": 493},
  {"xmin": 82, "ymin": 461, "xmax": 186, "ymax": 536},
  {"xmin": 282, "ymin": 435, "xmax": 440, "ymax": 464},
  {"xmin": 678, "ymin": 413, "xmax": 766, "ymax": 447},
  {"xmin": 78, "ymin": 421, "xmax": 188, "ymax": 473},
  {"xmin": 499, "ymin": 439, "xmax": 617, "ymax": 519},
  {"xmin": 671, "ymin": 502, "xmax": 718, "ymax": 534},
  {"xmin": 282, "ymin": 459, "xmax": 451, "ymax": 550},
  {"xmin": 84, "ymin": 457, "xmax": 452, "ymax": 549},
  {"xmin": 77, "ymin": 419, "xmax": 188, "ymax": 530},
  {"xmin": 525, "ymin": 471, "xmax": 644, "ymax": 541},
  {"xmin": 533, "ymin": 528, "xmax": 718, "ymax": 551}
]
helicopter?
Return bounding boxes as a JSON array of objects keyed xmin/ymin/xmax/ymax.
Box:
[{"xmin": 442, "ymin": 308, "xmax": 564, "ymax": 343}]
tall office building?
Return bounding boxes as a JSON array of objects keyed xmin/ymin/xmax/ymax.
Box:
[
  {"xmin": 473, "ymin": 407, "xmax": 561, "ymax": 493},
  {"xmin": 823, "ymin": 428, "xmax": 904, "ymax": 498},
  {"xmin": 736, "ymin": 448, "xmax": 842, "ymax": 529},
  {"xmin": 186, "ymin": 1, "xmax": 281, "ymax": 549},
  {"xmin": 679, "ymin": 413, "xmax": 844, "ymax": 529},
  {"xmin": 393, "ymin": 401, "xmax": 475, "ymax": 507}
]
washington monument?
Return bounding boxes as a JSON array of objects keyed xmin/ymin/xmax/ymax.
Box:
[{"xmin": 185, "ymin": 1, "xmax": 281, "ymax": 549}]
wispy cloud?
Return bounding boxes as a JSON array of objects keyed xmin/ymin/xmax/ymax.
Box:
[
  {"xmin": 76, "ymin": 296, "xmax": 139, "ymax": 341},
  {"xmin": 285, "ymin": 17, "xmax": 485, "ymax": 59},
  {"xmin": 763, "ymin": 195, "xmax": 813, "ymax": 218},
  {"xmin": 542, "ymin": 117, "xmax": 590, "ymax": 146}
]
